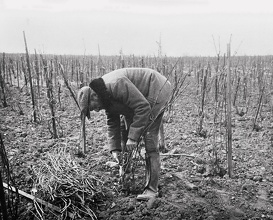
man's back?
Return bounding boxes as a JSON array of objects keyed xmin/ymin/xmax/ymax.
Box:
[{"xmin": 102, "ymin": 68, "xmax": 170, "ymax": 103}]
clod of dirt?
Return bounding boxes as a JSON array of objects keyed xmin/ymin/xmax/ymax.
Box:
[
  {"xmin": 20, "ymin": 132, "xmax": 27, "ymax": 137},
  {"xmin": 147, "ymin": 197, "xmax": 157, "ymax": 209},
  {"xmin": 241, "ymin": 183, "xmax": 254, "ymax": 191},
  {"xmin": 228, "ymin": 207, "xmax": 246, "ymax": 218},
  {"xmin": 106, "ymin": 161, "xmax": 119, "ymax": 168},
  {"xmin": 253, "ymin": 175, "xmax": 263, "ymax": 182}
]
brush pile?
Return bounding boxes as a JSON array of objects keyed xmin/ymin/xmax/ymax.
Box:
[{"xmin": 32, "ymin": 147, "xmax": 105, "ymax": 219}]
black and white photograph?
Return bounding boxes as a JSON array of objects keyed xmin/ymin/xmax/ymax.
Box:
[{"xmin": 1, "ymin": 0, "xmax": 273, "ymax": 219}]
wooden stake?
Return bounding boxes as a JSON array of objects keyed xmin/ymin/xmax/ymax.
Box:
[
  {"xmin": 0, "ymin": 56, "xmax": 8, "ymax": 107},
  {"xmin": 0, "ymin": 173, "xmax": 8, "ymax": 220},
  {"xmin": 23, "ymin": 31, "xmax": 37, "ymax": 122},
  {"xmin": 226, "ymin": 43, "xmax": 233, "ymax": 178},
  {"xmin": 253, "ymin": 84, "xmax": 265, "ymax": 130},
  {"xmin": 80, "ymin": 112, "xmax": 86, "ymax": 154},
  {"xmin": 47, "ymin": 60, "xmax": 58, "ymax": 138},
  {"xmin": 34, "ymin": 50, "xmax": 40, "ymax": 98},
  {"xmin": 16, "ymin": 60, "xmax": 20, "ymax": 88}
]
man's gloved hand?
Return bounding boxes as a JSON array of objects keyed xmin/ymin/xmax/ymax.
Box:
[
  {"xmin": 126, "ymin": 139, "xmax": 137, "ymax": 151},
  {"xmin": 112, "ymin": 150, "xmax": 121, "ymax": 164}
]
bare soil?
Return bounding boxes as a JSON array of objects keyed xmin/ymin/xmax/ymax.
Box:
[{"xmin": 1, "ymin": 83, "xmax": 273, "ymax": 220}]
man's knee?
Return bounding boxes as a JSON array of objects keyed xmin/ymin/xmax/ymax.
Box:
[{"xmin": 144, "ymin": 131, "xmax": 159, "ymax": 153}]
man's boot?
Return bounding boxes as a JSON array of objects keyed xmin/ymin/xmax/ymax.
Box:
[{"xmin": 137, "ymin": 152, "xmax": 160, "ymax": 200}]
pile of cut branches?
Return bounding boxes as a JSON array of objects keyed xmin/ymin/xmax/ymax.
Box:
[{"xmin": 32, "ymin": 146, "xmax": 105, "ymax": 219}]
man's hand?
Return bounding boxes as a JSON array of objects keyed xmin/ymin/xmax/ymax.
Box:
[
  {"xmin": 112, "ymin": 150, "xmax": 121, "ymax": 164},
  {"xmin": 126, "ymin": 139, "xmax": 137, "ymax": 151}
]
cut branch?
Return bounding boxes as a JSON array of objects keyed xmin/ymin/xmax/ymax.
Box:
[
  {"xmin": 59, "ymin": 63, "xmax": 80, "ymax": 110},
  {"xmin": 3, "ymin": 182, "xmax": 75, "ymax": 219}
]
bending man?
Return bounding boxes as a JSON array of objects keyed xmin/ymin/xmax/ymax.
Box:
[{"xmin": 78, "ymin": 68, "xmax": 172, "ymax": 200}]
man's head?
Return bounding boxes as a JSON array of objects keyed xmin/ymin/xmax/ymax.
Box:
[{"xmin": 77, "ymin": 86, "xmax": 103, "ymax": 119}]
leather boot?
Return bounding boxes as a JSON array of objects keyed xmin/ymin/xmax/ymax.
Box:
[
  {"xmin": 144, "ymin": 153, "xmax": 151, "ymax": 189},
  {"xmin": 137, "ymin": 152, "xmax": 160, "ymax": 200}
]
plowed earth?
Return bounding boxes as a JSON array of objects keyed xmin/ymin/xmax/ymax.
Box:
[{"xmin": 1, "ymin": 82, "xmax": 273, "ymax": 220}]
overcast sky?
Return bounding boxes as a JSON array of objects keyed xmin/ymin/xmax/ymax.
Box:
[{"xmin": 1, "ymin": 0, "xmax": 273, "ymax": 57}]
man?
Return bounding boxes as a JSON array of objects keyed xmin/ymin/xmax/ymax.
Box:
[{"xmin": 78, "ymin": 68, "xmax": 172, "ymax": 200}]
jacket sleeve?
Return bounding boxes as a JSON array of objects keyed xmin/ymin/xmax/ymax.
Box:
[
  {"xmin": 105, "ymin": 112, "xmax": 122, "ymax": 152},
  {"xmin": 111, "ymin": 77, "xmax": 151, "ymax": 141}
]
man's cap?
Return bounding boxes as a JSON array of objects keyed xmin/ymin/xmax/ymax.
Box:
[{"xmin": 77, "ymin": 86, "xmax": 91, "ymax": 119}]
